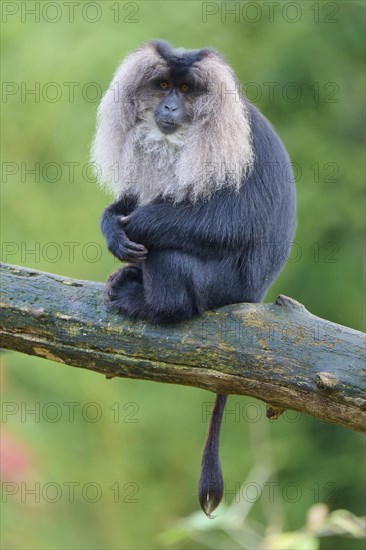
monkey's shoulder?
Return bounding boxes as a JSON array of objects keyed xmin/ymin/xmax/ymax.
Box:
[{"xmin": 245, "ymin": 101, "xmax": 292, "ymax": 164}]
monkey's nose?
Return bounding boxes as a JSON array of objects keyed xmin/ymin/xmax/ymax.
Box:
[{"xmin": 163, "ymin": 104, "xmax": 178, "ymax": 112}]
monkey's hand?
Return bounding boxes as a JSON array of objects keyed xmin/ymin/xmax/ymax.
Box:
[
  {"xmin": 100, "ymin": 199, "xmax": 148, "ymax": 263},
  {"xmin": 105, "ymin": 218, "xmax": 147, "ymax": 263},
  {"xmin": 119, "ymin": 205, "xmax": 171, "ymax": 248},
  {"xmin": 107, "ymin": 230, "xmax": 147, "ymax": 263},
  {"xmin": 119, "ymin": 212, "xmax": 152, "ymax": 249}
]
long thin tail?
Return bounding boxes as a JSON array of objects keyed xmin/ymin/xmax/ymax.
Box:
[{"xmin": 198, "ymin": 394, "xmax": 228, "ymax": 517}]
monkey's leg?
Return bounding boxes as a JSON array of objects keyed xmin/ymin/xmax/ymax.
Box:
[
  {"xmin": 142, "ymin": 250, "xmax": 203, "ymax": 323},
  {"xmin": 105, "ymin": 251, "xmax": 241, "ymax": 323},
  {"xmin": 198, "ymin": 394, "xmax": 228, "ymax": 517}
]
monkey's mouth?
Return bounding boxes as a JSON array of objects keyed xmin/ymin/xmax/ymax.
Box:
[{"xmin": 156, "ymin": 119, "xmax": 180, "ymax": 135}]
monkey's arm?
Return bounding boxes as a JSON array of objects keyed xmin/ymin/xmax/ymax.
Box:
[
  {"xmin": 122, "ymin": 187, "xmax": 268, "ymax": 254},
  {"xmin": 100, "ymin": 196, "xmax": 147, "ymax": 262}
]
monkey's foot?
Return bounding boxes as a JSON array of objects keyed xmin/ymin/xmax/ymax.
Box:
[
  {"xmin": 105, "ymin": 266, "xmax": 145, "ymax": 318},
  {"xmin": 106, "ymin": 265, "xmax": 143, "ymax": 294}
]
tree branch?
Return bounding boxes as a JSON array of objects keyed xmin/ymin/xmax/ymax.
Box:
[{"xmin": 0, "ymin": 262, "xmax": 365, "ymax": 433}]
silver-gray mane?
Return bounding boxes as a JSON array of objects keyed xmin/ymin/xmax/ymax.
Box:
[{"xmin": 91, "ymin": 41, "xmax": 254, "ymax": 204}]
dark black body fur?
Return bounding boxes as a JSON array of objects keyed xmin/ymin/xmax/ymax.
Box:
[{"xmin": 101, "ymin": 102, "xmax": 296, "ymax": 323}]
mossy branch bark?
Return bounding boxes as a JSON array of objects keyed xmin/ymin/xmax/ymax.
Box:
[{"xmin": 0, "ymin": 263, "xmax": 365, "ymax": 433}]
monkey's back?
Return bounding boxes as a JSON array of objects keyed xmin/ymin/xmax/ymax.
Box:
[{"xmin": 230, "ymin": 101, "xmax": 297, "ymax": 302}]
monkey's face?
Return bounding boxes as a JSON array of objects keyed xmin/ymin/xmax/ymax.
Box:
[
  {"xmin": 152, "ymin": 80, "xmax": 194, "ymax": 134},
  {"xmin": 140, "ymin": 79, "xmax": 196, "ymax": 135},
  {"xmin": 136, "ymin": 78, "xmax": 201, "ymax": 138}
]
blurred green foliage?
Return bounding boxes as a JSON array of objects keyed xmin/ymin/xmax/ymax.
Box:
[{"xmin": 1, "ymin": 1, "xmax": 364, "ymax": 549}]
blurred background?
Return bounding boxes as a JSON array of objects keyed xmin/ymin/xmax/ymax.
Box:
[{"xmin": 1, "ymin": 1, "xmax": 364, "ymax": 549}]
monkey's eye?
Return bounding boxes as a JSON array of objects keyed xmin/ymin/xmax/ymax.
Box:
[
  {"xmin": 159, "ymin": 81, "xmax": 171, "ymax": 90},
  {"xmin": 180, "ymin": 83, "xmax": 191, "ymax": 93}
]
